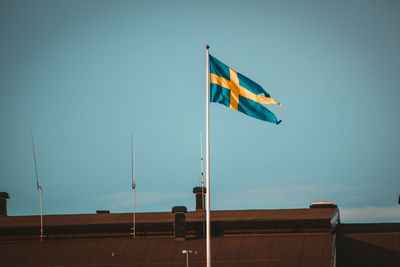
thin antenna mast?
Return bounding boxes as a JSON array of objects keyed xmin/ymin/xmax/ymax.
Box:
[
  {"xmin": 200, "ymin": 132, "xmax": 205, "ymax": 237},
  {"xmin": 130, "ymin": 132, "xmax": 136, "ymax": 237},
  {"xmin": 30, "ymin": 131, "xmax": 44, "ymax": 243},
  {"xmin": 200, "ymin": 132, "xmax": 204, "ymax": 188}
]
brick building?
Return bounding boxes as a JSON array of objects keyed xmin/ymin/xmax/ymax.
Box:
[{"xmin": 0, "ymin": 190, "xmax": 399, "ymax": 266}]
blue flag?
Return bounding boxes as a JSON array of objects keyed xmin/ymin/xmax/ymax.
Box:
[{"xmin": 209, "ymin": 55, "xmax": 282, "ymax": 124}]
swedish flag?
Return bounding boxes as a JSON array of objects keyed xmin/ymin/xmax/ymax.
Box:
[{"xmin": 209, "ymin": 55, "xmax": 282, "ymax": 124}]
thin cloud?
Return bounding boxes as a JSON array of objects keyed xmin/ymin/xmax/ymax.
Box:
[
  {"xmin": 340, "ymin": 206, "xmax": 400, "ymax": 223},
  {"xmin": 213, "ymin": 184, "xmax": 324, "ymax": 209},
  {"xmin": 213, "ymin": 185, "xmax": 400, "ymax": 223},
  {"xmin": 99, "ymin": 190, "xmax": 187, "ymax": 210}
]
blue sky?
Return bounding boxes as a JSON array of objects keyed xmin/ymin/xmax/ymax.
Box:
[{"xmin": 1, "ymin": 0, "xmax": 399, "ymax": 222}]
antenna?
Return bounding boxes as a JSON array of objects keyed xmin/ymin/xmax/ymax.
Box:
[
  {"xmin": 200, "ymin": 132, "xmax": 204, "ymax": 188},
  {"xmin": 200, "ymin": 132, "xmax": 205, "ymax": 237},
  {"xmin": 130, "ymin": 132, "xmax": 136, "ymax": 237},
  {"xmin": 30, "ymin": 131, "xmax": 45, "ymax": 243}
]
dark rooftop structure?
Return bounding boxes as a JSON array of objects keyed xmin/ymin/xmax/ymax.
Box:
[
  {"xmin": 0, "ymin": 191, "xmax": 399, "ymax": 266},
  {"xmin": 0, "ymin": 192, "xmax": 10, "ymax": 216}
]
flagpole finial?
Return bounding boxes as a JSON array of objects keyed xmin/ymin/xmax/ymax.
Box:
[{"xmin": 206, "ymin": 44, "xmax": 209, "ymax": 49}]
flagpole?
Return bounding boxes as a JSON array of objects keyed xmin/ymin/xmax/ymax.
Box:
[{"xmin": 205, "ymin": 44, "xmax": 211, "ymax": 267}]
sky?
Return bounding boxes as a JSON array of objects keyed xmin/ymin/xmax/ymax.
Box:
[{"xmin": 1, "ymin": 0, "xmax": 399, "ymax": 223}]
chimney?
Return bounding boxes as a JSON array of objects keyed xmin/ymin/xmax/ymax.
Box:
[
  {"xmin": 0, "ymin": 192, "xmax": 10, "ymax": 216},
  {"xmin": 193, "ymin": 187, "xmax": 206, "ymax": 211},
  {"xmin": 172, "ymin": 206, "xmax": 187, "ymax": 241}
]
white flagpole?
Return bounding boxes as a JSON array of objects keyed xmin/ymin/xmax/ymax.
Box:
[{"xmin": 205, "ymin": 44, "xmax": 211, "ymax": 267}]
